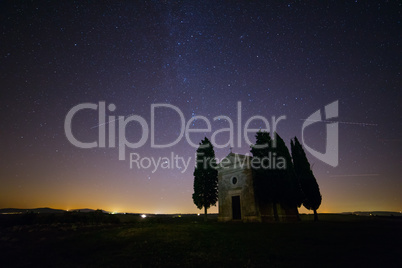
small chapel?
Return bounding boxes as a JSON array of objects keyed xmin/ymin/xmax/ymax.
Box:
[{"xmin": 217, "ymin": 153, "xmax": 299, "ymax": 222}]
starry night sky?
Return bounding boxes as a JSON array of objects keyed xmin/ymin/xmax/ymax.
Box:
[{"xmin": 1, "ymin": 1, "xmax": 401, "ymax": 214}]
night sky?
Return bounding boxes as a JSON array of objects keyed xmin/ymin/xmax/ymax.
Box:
[{"xmin": 1, "ymin": 1, "xmax": 401, "ymax": 214}]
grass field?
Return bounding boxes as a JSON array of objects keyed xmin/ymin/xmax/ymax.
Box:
[{"xmin": 1, "ymin": 214, "xmax": 401, "ymax": 267}]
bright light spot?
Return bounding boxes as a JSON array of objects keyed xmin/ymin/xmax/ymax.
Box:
[
  {"xmin": 197, "ymin": 213, "xmax": 200, "ymax": 216},
  {"xmin": 141, "ymin": 214, "xmax": 147, "ymax": 218},
  {"xmin": 112, "ymin": 211, "xmax": 117, "ymax": 214}
]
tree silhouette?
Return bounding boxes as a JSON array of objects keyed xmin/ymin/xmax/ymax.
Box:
[
  {"xmin": 251, "ymin": 131, "xmax": 280, "ymax": 221},
  {"xmin": 251, "ymin": 131, "xmax": 302, "ymax": 221},
  {"xmin": 192, "ymin": 137, "xmax": 218, "ymax": 221},
  {"xmin": 291, "ymin": 137, "xmax": 322, "ymax": 221},
  {"xmin": 274, "ymin": 133, "xmax": 304, "ymax": 213}
]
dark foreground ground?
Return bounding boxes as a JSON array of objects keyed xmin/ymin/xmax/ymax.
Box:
[{"xmin": 0, "ymin": 213, "xmax": 401, "ymax": 268}]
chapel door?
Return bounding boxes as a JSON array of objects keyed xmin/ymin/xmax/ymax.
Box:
[{"xmin": 232, "ymin": 195, "xmax": 241, "ymax": 220}]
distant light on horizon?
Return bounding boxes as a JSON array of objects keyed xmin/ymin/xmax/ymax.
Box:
[{"xmin": 141, "ymin": 214, "xmax": 147, "ymax": 218}]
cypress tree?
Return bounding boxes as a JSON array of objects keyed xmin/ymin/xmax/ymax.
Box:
[
  {"xmin": 192, "ymin": 137, "xmax": 218, "ymax": 221},
  {"xmin": 251, "ymin": 131, "xmax": 280, "ymax": 221},
  {"xmin": 251, "ymin": 131, "xmax": 302, "ymax": 221},
  {"xmin": 291, "ymin": 137, "xmax": 322, "ymax": 221}
]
